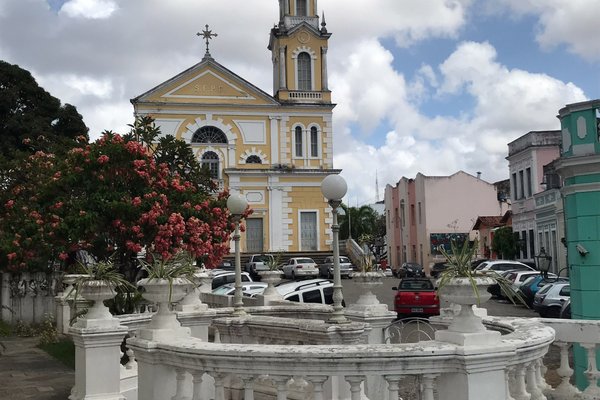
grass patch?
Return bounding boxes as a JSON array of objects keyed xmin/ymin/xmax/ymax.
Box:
[
  {"xmin": 0, "ymin": 320, "xmax": 12, "ymax": 337},
  {"xmin": 38, "ymin": 339, "xmax": 75, "ymax": 369}
]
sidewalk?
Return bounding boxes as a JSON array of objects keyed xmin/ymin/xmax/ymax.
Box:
[{"xmin": 0, "ymin": 336, "xmax": 73, "ymax": 400}]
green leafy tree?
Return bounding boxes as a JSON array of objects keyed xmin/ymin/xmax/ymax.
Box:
[
  {"xmin": 339, "ymin": 204, "xmax": 379, "ymax": 240},
  {"xmin": 492, "ymin": 227, "xmax": 517, "ymax": 260},
  {"xmin": 0, "ymin": 60, "xmax": 88, "ymax": 157},
  {"xmin": 0, "ymin": 118, "xmax": 242, "ymax": 278}
]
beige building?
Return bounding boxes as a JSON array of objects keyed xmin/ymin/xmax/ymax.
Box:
[
  {"xmin": 132, "ymin": 0, "xmax": 340, "ymax": 253},
  {"xmin": 384, "ymin": 171, "xmax": 510, "ymax": 272}
]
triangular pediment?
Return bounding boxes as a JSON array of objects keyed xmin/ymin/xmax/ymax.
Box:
[
  {"xmin": 133, "ymin": 58, "xmax": 279, "ymax": 106},
  {"xmin": 164, "ymin": 70, "xmax": 254, "ymax": 100}
]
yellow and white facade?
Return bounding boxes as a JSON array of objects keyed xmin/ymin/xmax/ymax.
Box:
[{"xmin": 131, "ymin": 0, "xmax": 340, "ymax": 253}]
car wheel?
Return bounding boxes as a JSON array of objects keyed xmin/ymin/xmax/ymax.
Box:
[{"xmin": 548, "ymin": 306, "xmax": 562, "ymax": 318}]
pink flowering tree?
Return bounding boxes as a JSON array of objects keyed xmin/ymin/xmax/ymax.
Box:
[{"xmin": 0, "ymin": 117, "xmax": 247, "ymax": 277}]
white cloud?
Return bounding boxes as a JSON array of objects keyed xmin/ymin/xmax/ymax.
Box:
[
  {"xmin": 334, "ymin": 40, "xmax": 587, "ymax": 204},
  {"xmin": 496, "ymin": 0, "xmax": 600, "ymax": 60},
  {"xmin": 59, "ymin": 0, "xmax": 117, "ymax": 19}
]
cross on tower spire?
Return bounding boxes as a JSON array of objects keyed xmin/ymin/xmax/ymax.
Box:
[{"xmin": 197, "ymin": 24, "xmax": 218, "ymax": 59}]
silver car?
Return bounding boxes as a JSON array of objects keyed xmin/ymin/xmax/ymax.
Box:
[
  {"xmin": 533, "ymin": 281, "xmax": 570, "ymax": 318},
  {"xmin": 282, "ymin": 257, "xmax": 319, "ymax": 280},
  {"xmin": 319, "ymin": 256, "xmax": 354, "ymax": 278}
]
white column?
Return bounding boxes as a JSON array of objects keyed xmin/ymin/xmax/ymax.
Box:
[
  {"xmin": 525, "ymin": 362, "xmax": 545, "ymax": 400},
  {"xmin": 269, "ymin": 185, "xmax": 284, "ymax": 251},
  {"xmin": 321, "ymin": 47, "xmax": 328, "ymax": 91},
  {"xmin": 270, "ymin": 116, "xmax": 280, "ymax": 165},
  {"xmin": 279, "ymin": 46, "xmax": 287, "ymax": 89}
]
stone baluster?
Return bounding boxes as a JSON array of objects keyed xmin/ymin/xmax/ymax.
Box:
[
  {"xmin": 125, "ymin": 348, "xmax": 136, "ymax": 370},
  {"xmin": 119, "ymin": 348, "xmax": 127, "ymax": 374},
  {"xmin": 526, "ymin": 361, "xmax": 546, "ymax": 400},
  {"xmin": 240, "ymin": 375, "xmax": 256, "ymax": 400},
  {"xmin": 272, "ymin": 376, "xmax": 290, "ymax": 400},
  {"xmin": 422, "ymin": 374, "xmax": 438, "ymax": 400},
  {"xmin": 581, "ymin": 343, "xmax": 600, "ymax": 398},
  {"xmin": 506, "ymin": 367, "xmax": 516, "ymax": 400},
  {"xmin": 513, "ymin": 364, "xmax": 531, "ymax": 400},
  {"xmin": 552, "ymin": 341, "xmax": 580, "ymax": 397},
  {"xmin": 214, "ymin": 373, "xmax": 226, "ymax": 400},
  {"xmin": 345, "ymin": 376, "xmax": 365, "ymax": 400},
  {"xmin": 172, "ymin": 368, "xmax": 187, "ymax": 400},
  {"xmin": 385, "ymin": 375, "xmax": 402, "ymax": 399},
  {"xmin": 307, "ymin": 376, "xmax": 328, "ymax": 400},
  {"xmin": 535, "ymin": 359, "xmax": 550, "ymax": 393},
  {"xmin": 191, "ymin": 371, "xmax": 204, "ymax": 400}
]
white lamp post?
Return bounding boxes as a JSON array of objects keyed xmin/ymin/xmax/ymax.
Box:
[
  {"xmin": 227, "ymin": 193, "xmax": 248, "ymax": 317},
  {"xmin": 321, "ymin": 174, "xmax": 348, "ymax": 324}
]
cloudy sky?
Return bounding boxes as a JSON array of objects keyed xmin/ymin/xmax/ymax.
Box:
[{"xmin": 1, "ymin": 0, "xmax": 598, "ymax": 205}]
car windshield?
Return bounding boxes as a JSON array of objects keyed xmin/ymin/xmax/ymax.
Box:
[
  {"xmin": 254, "ymin": 255, "xmax": 273, "ymax": 262},
  {"xmin": 296, "ymin": 258, "xmax": 314, "ymax": 264},
  {"xmin": 399, "ymin": 280, "xmax": 433, "ymax": 290},
  {"xmin": 537, "ymin": 284, "xmax": 553, "ymax": 295},
  {"xmin": 212, "ymin": 285, "xmax": 233, "ymax": 295},
  {"xmin": 339, "ymin": 257, "xmax": 350, "ymax": 263},
  {"xmin": 474, "ymin": 262, "xmax": 489, "ymax": 271}
]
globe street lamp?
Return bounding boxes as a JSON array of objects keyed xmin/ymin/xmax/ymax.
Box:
[
  {"xmin": 227, "ymin": 193, "xmax": 248, "ymax": 317},
  {"xmin": 321, "ymin": 174, "xmax": 348, "ymax": 324}
]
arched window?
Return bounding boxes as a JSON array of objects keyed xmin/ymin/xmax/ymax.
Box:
[
  {"xmin": 192, "ymin": 126, "xmax": 228, "ymax": 144},
  {"xmin": 297, "ymin": 52, "xmax": 311, "ymax": 91},
  {"xmin": 310, "ymin": 126, "xmax": 318, "ymax": 157},
  {"xmin": 246, "ymin": 155, "xmax": 262, "ymax": 164},
  {"xmin": 201, "ymin": 151, "xmax": 220, "ymax": 179},
  {"xmin": 294, "ymin": 126, "xmax": 303, "ymax": 157},
  {"xmin": 296, "ymin": 0, "xmax": 307, "ymax": 16}
]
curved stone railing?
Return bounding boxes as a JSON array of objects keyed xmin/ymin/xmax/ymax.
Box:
[{"xmin": 127, "ymin": 316, "xmax": 554, "ymax": 400}]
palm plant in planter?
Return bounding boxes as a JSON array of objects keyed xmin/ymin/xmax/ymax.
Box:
[
  {"xmin": 70, "ymin": 260, "xmax": 135, "ymax": 327},
  {"xmin": 436, "ymin": 240, "xmax": 524, "ymax": 334},
  {"xmin": 136, "ymin": 251, "xmax": 196, "ymax": 337},
  {"xmin": 349, "ymin": 254, "xmax": 387, "ymax": 311},
  {"xmin": 260, "ymin": 252, "xmax": 284, "ymax": 298}
]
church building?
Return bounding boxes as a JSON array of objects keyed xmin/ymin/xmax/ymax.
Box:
[{"xmin": 131, "ymin": 0, "xmax": 340, "ymax": 254}]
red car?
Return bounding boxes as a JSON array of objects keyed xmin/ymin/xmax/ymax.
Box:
[{"xmin": 392, "ymin": 278, "xmax": 440, "ymax": 318}]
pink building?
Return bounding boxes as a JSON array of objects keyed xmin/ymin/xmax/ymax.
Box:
[{"xmin": 384, "ymin": 171, "xmax": 510, "ymax": 274}]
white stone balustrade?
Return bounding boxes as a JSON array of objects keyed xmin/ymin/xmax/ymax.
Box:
[{"xmin": 126, "ymin": 317, "xmax": 554, "ymax": 400}]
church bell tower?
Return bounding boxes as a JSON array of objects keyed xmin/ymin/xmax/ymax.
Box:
[{"xmin": 269, "ymin": 0, "xmax": 332, "ymax": 103}]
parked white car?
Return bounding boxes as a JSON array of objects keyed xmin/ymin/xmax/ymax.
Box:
[
  {"xmin": 212, "ymin": 282, "xmax": 268, "ymax": 296},
  {"xmin": 474, "ymin": 260, "xmax": 535, "ymax": 273},
  {"xmin": 281, "ymin": 257, "xmax": 319, "ymax": 280}
]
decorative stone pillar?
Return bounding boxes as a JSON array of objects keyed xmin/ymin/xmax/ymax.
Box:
[
  {"xmin": 321, "ymin": 47, "xmax": 328, "ymax": 90},
  {"xmin": 345, "ymin": 272, "xmax": 395, "ymax": 400},
  {"xmin": 69, "ymin": 322, "xmax": 128, "ymax": 400},
  {"xmin": 435, "ymin": 343, "xmax": 514, "ymax": 400}
]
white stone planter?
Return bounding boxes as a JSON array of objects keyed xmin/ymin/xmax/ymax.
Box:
[
  {"xmin": 348, "ymin": 271, "xmax": 389, "ymax": 315},
  {"xmin": 61, "ymin": 274, "xmax": 90, "ymax": 298},
  {"xmin": 176, "ymin": 271, "xmax": 210, "ymax": 312},
  {"xmin": 74, "ymin": 280, "xmax": 120, "ymax": 328},
  {"xmin": 138, "ymin": 277, "xmax": 192, "ymax": 341},
  {"xmin": 435, "ymin": 276, "xmax": 501, "ymax": 346},
  {"xmin": 259, "ymin": 270, "xmax": 283, "ymax": 298}
]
